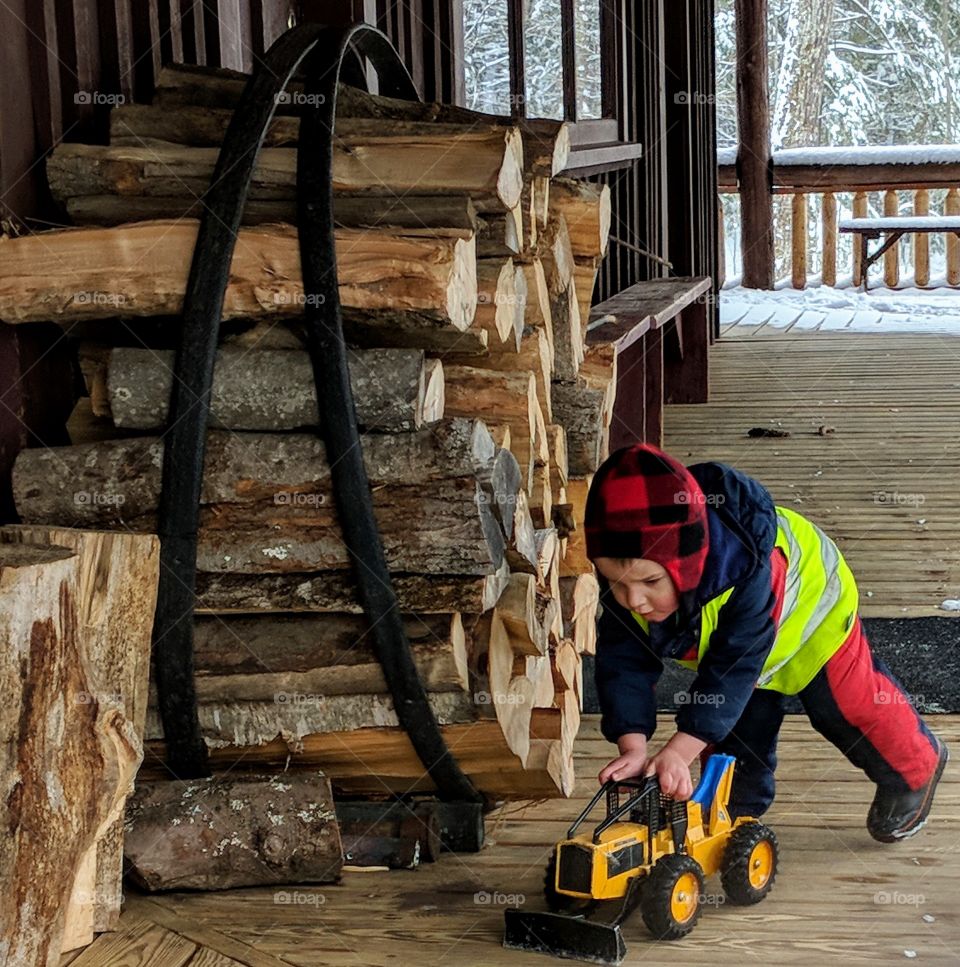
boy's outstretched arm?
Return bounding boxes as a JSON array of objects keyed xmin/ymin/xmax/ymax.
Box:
[{"xmin": 594, "ymin": 583, "xmax": 663, "ymax": 784}]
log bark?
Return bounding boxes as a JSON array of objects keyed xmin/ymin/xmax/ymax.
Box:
[
  {"xmin": 13, "ymin": 419, "xmax": 495, "ymax": 520},
  {"xmin": 550, "ymin": 281, "xmax": 585, "ymax": 381},
  {"xmin": 194, "ymin": 562, "xmax": 510, "ymax": 615},
  {"xmin": 144, "ymin": 690, "xmax": 479, "ymax": 749},
  {"xmin": 12, "ymin": 430, "xmax": 506, "ymax": 576},
  {"xmin": 0, "ymin": 526, "xmax": 158, "ymax": 935},
  {"xmin": 48, "ymin": 134, "xmax": 523, "ymax": 214},
  {"xmin": 0, "ymin": 220, "xmax": 478, "ymax": 333},
  {"xmin": 179, "ymin": 613, "xmax": 468, "ymax": 702},
  {"xmin": 552, "ymin": 381, "xmax": 606, "ymax": 475},
  {"xmin": 0, "ymin": 543, "xmax": 141, "ymax": 964},
  {"xmin": 124, "ymin": 774, "xmax": 342, "ymax": 890},
  {"xmin": 62, "ymin": 191, "xmax": 478, "ymax": 235},
  {"xmin": 102, "ymin": 346, "xmax": 438, "ymax": 432}
]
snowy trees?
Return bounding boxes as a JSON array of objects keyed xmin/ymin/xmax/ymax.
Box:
[
  {"xmin": 462, "ymin": 0, "xmax": 602, "ymax": 120},
  {"xmin": 717, "ymin": 0, "xmax": 960, "ymax": 148}
]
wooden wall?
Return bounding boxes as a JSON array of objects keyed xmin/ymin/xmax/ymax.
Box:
[{"xmin": 0, "ymin": 0, "xmax": 296, "ymax": 228}]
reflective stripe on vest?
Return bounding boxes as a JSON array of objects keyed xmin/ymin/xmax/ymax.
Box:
[{"xmin": 631, "ymin": 506, "xmax": 858, "ymax": 695}]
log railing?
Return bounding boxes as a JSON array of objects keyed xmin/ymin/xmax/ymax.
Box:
[{"xmin": 718, "ymin": 147, "xmax": 960, "ymax": 288}]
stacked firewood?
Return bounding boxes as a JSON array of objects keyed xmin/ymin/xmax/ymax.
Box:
[{"xmin": 3, "ymin": 63, "xmax": 614, "ymax": 801}]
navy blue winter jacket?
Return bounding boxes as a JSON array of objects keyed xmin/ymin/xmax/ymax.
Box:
[{"xmin": 594, "ymin": 461, "xmax": 780, "ymax": 745}]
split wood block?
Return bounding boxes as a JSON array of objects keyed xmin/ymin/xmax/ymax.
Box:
[
  {"xmin": 549, "ymin": 177, "xmax": 612, "ymax": 258},
  {"xmin": 0, "ymin": 542, "xmax": 144, "ymax": 961},
  {"xmin": 560, "ymin": 476, "xmax": 595, "ymax": 577}
]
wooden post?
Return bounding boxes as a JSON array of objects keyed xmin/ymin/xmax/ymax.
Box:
[
  {"xmin": 717, "ymin": 196, "xmax": 727, "ymax": 287},
  {"xmin": 913, "ymin": 188, "xmax": 930, "ymax": 287},
  {"xmin": 821, "ymin": 191, "xmax": 837, "ymax": 287},
  {"xmin": 735, "ymin": 0, "xmax": 774, "ymax": 288},
  {"xmin": 852, "ymin": 191, "xmax": 868, "ymax": 285},
  {"xmin": 644, "ymin": 329, "xmax": 665, "ymax": 445},
  {"xmin": 947, "ymin": 188, "xmax": 960, "ymax": 285},
  {"xmin": 664, "ymin": 298, "xmax": 709, "ymax": 405},
  {"xmin": 609, "ymin": 338, "xmax": 647, "ymax": 450},
  {"xmin": 791, "ymin": 192, "xmax": 808, "ymax": 289},
  {"xmin": 884, "ymin": 189, "xmax": 899, "ymax": 288}
]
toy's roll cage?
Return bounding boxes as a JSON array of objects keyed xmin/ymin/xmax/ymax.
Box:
[{"xmin": 569, "ymin": 778, "xmax": 688, "ymax": 852}]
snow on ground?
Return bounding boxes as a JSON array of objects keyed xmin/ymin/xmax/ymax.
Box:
[{"xmin": 721, "ymin": 281, "xmax": 960, "ymax": 335}]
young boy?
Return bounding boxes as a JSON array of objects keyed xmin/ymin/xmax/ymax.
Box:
[{"xmin": 585, "ymin": 442, "xmax": 948, "ymax": 842}]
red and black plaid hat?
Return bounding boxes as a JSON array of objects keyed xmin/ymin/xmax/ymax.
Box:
[{"xmin": 584, "ymin": 444, "xmax": 709, "ymax": 595}]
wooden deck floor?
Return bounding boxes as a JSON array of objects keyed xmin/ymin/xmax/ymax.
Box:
[
  {"xmin": 665, "ymin": 329, "xmax": 960, "ymax": 618},
  {"xmin": 64, "ymin": 714, "xmax": 960, "ymax": 967}
]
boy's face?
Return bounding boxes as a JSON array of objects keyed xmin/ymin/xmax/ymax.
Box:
[{"xmin": 593, "ymin": 557, "xmax": 680, "ymax": 622}]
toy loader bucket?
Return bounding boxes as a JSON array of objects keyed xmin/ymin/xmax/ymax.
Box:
[{"xmin": 503, "ymin": 908, "xmax": 627, "ymax": 965}]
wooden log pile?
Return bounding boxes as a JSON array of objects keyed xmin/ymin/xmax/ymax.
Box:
[{"xmin": 4, "ymin": 63, "xmax": 614, "ymax": 804}]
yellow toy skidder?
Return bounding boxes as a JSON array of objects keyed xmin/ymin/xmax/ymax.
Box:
[{"xmin": 503, "ymin": 754, "xmax": 778, "ymax": 964}]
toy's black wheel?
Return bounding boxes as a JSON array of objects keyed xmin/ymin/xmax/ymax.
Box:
[
  {"xmin": 720, "ymin": 822, "xmax": 779, "ymax": 905},
  {"xmin": 640, "ymin": 852, "xmax": 704, "ymax": 940},
  {"xmin": 543, "ymin": 852, "xmax": 596, "ymax": 914}
]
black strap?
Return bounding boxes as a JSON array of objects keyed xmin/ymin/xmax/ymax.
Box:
[{"xmin": 152, "ymin": 22, "xmax": 482, "ymax": 804}]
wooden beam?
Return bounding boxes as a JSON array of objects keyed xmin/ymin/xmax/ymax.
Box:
[{"xmin": 735, "ymin": 0, "xmax": 774, "ymax": 288}]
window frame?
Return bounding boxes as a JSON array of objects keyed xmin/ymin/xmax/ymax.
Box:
[{"xmin": 461, "ymin": 0, "xmax": 642, "ymax": 175}]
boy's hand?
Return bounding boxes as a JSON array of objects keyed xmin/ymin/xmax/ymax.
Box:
[
  {"xmin": 643, "ymin": 732, "xmax": 708, "ymax": 800},
  {"xmin": 598, "ymin": 733, "xmax": 647, "ymax": 785},
  {"xmin": 643, "ymin": 748, "xmax": 694, "ymax": 799}
]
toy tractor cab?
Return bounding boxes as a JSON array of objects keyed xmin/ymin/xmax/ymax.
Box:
[{"xmin": 504, "ymin": 754, "xmax": 778, "ymax": 965}]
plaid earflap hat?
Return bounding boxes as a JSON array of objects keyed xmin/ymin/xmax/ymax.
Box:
[{"xmin": 584, "ymin": 444, "xmax": 709, "ymax": 595}]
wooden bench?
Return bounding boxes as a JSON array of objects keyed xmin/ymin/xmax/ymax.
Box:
[
  {"xmin": 586, "ymin": 276, "xmax": 713, "ymax": 448},
  {"xmin": 839, "ymin": 216, "xmax": 960, "ymax": 290}
]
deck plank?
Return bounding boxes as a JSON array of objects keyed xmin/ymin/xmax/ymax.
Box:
[
  {"xmin": 79, "ymin": 714, "xmax": 960, "ymax": 967},
  {"xmin": 665, "ymin": 330, "xmax": 960, "ymax": 617}
]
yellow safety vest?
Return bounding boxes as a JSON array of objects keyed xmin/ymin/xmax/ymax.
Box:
[{"xmin": 633, "ymin": 506, "xmax": 858, "ymax": 695}]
